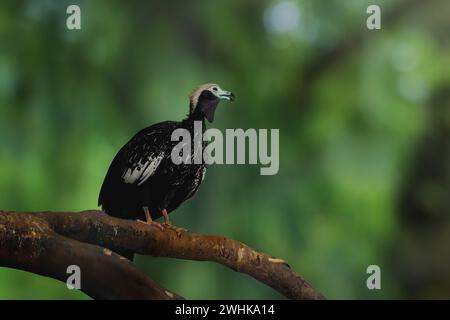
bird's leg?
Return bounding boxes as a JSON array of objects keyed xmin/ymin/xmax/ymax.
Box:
[
  {"xmin": 161, "ymin": 208, "xmax": 171, "ymax": 225},
  {"xmin": 137, "ymin": 207, "xmax": 164, "ymax": 231},
  {"xmin": 161, "ymin": 208, "xmax": 187, "ymax": 236},
  {"xmin": 144, "ymin": 206, "xmax": 152, "ymax": 222}
]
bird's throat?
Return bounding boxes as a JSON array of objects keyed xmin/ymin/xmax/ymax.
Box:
[
  {"xmin": 190, "ymin": 99, "xmax": 219, "ymax": 123},
  {"xmin": 202, "ymin": 101, "xmax": 218, "ymax": 122}
]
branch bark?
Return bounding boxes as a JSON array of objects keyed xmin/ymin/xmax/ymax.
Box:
[
  {"xmin": 0, "ymin": 210, "xmax": 324, "ymax": 300},
  {"xmin": 0, "ymin": 211, "xmax": 182, "ymax": 299}
]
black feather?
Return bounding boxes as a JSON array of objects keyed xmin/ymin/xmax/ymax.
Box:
[{"xmin": 99, "ymin": 119, "xmax": 207, "ymax": 221}]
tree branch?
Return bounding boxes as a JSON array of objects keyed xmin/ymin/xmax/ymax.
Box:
[
  {"xmin": 0, "ymin": 211, "xmax": 182, "ymax": 299},
  {"xmin": 0, "ymin": 210, "xmax": 324, "ymax": 300}
]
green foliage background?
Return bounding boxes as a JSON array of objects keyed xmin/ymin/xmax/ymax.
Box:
[{"xmin": 0, "ymin": 0, "xmax": 449, "ymax": 299}]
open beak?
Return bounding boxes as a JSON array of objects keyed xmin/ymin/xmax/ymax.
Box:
[{"xmin": 218, "ymin": 90, "xmax": 235, "ymax": 101}]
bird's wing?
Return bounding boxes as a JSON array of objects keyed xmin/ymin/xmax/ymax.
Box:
[
  {"xmin": 98, "ymin": 121, "xmax": 177, "ymax": 207},
  {"xmin": 120, "ymin": 130, "xmax": 168, "ymax": 186},
  {"xmin": 121, "ymin": 151, "xmax": 164, "ymax": 186}
]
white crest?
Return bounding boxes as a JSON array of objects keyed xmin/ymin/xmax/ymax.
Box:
[{"xmin": 189, "ymin": 83, "xmax": 220, "ymax": 113}]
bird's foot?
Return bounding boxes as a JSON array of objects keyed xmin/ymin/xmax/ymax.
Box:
[
  {"xmin": 163, "ymin": 223, "xmax": 187, "ymax": 237},
  {"xmin": 136, "ymin": 219, "xmax": 165, "ymax": 232},
  {"xmin": 138, "ymin": 207, "xmax": 165, "ymax": 231},
  {"xmin": 160, "ymin": 208, "xmax": 187, "ymax": 237}
]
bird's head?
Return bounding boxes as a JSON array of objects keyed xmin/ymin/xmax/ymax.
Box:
[{"xmin": 189, "ymin": 83, "xmax": 235, "ymax": 122}]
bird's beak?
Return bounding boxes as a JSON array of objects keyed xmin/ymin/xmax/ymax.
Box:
[{"xmin": 218, "ymin": 90, "xmax": 235, "ymax": 102}]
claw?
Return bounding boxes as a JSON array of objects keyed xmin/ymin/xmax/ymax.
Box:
[
  {"xmin": 136, "ymin": 219, "xmax": 165, "ymax": 232},
  {"xmin": 164, "ymin": 224, "xmax": 187, "ymax": 237},
  {"xmin": 160, "ymin": 209, "xmax": 187, "ymax": 236},
  {"xmin": 136, "ymin": 207, "xmax": 165, "ymax": 231}
]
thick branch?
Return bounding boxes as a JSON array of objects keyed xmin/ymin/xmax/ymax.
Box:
[
  {"xmin": 0, "ymin": 210, "xmax": 324, "ymax": 300},
  {"xmin": 0, "ymin": 211, "xmax": 182, "ymax": 300}
]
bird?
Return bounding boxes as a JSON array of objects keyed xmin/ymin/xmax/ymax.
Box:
[{"xmin": 98, "ymin": 83, "xmax": 234, "ymax": 260}]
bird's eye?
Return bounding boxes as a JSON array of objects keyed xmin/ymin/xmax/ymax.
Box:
[{"xmin": 212, "ymin": 87, "xmax": 218, "ymax": 92}]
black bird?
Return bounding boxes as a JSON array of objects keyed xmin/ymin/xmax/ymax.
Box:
[{"xmin": 98, "ymin": 83, "xmax": 234, "ymax": 259}]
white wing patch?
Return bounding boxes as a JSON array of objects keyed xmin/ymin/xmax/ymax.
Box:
[{"xmin": 122, "ymin": 153, "xmax": 164, "ymax": 186}]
